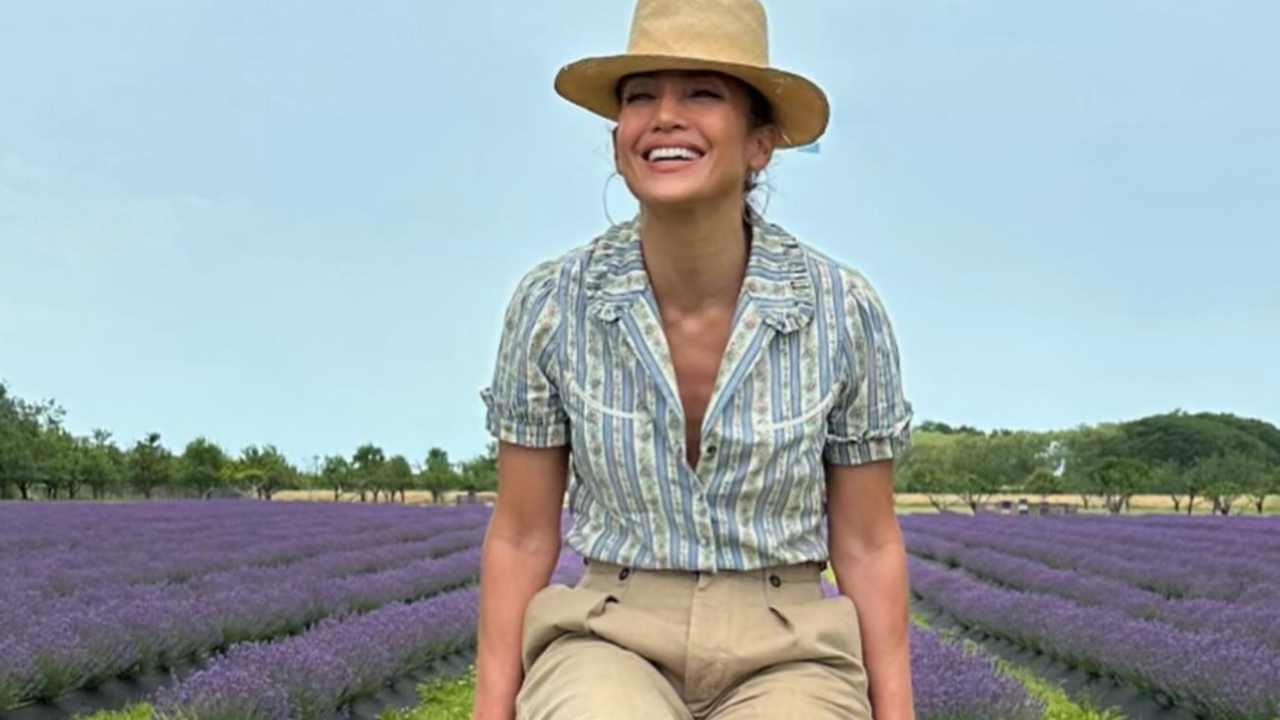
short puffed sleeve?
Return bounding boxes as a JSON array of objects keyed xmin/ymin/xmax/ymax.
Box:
[
  {"xmin": 825, "ymin": 272, "xmax": 913, "ymax": 465},
  {"xmin": 480, "ymin": 261, "xmax": 569, "ymax": 448}
]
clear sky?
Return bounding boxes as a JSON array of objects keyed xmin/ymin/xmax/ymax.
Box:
[{"xmin": 2, "ymin": 0, "xmax": 1276, "ymax": 467}]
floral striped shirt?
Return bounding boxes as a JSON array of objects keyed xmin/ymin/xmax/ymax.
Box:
[{"xmin": 481, "ymin": 216, "xmax": 912, "ymax": 571}]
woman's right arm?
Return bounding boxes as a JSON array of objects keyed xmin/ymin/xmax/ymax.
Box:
[{"xmin": 471, "ymin": 440, "xmax": 570, "ymax": 720}]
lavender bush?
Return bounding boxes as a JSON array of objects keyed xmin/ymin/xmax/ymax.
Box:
[
  {"xmin": 909, "ymin": 553, "xmax": 1280, "ymax": 719},
  {"xmin": 0, "ymin": 502, "xmax": 490, "ymax": 709}
]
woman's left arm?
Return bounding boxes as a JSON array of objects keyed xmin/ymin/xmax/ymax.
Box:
[{"xmin": 826, "ymin": 458, "xmax": 914, "ymax": 720}]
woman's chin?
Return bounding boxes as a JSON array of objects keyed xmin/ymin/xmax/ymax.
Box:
[{"xmin": 635, "ymin": 184, "xmax": 720, "ymax": 211}]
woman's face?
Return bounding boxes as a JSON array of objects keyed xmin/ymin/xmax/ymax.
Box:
[{"xmin": 613, "ymin": 70, "xmax": 774, "ymax": 215}]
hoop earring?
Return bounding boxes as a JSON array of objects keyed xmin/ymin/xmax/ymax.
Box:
[
  {"xmin": 747, "ymin": 167, "xmax": 772, "ymax": 218},
  {"xmin": 758, "ymin": 166, "xmax": 772, "ymax": 216},
  {"xmin": 602, "ymin": 171, "xmax": 622, "ymax": 226}
]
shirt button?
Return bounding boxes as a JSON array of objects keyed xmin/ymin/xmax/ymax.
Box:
[{"xmin": 705, "ymin": 444, "xmax": 717, "ymax": 458}]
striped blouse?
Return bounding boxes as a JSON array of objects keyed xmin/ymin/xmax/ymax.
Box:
[{"xmin": 481, "ymin": 216, "xmax": 913, "ymax": 571}]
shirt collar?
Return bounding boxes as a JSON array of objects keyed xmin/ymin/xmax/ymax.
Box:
[{"xmin": 585, "ymin": 213, "xmax": 815, "ymax": 333}]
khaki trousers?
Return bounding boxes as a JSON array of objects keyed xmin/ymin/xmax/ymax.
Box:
[{"xmin": 517, "ymin": 559, "xmax": 873, "ymax": 720}]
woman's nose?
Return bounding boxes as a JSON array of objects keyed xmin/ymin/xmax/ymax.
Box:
[{"xmin": 652, "ymin": 90, "xmax": 686, "ymax": 130}]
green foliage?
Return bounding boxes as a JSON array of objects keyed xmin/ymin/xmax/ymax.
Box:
[
  {"xmin": 129, "ymin": 432, "xmax": 174, "ymax": 499},
  {"xmin": 182, "ymin": 437, "xmax": 229, "ymax": 499},
  {"xmin": 1023, "ymin": 467, "xmax": 1063, "ymax": 499},
  {"xmin": 1187, "ymin": 452, "xmax": 1269, "ymax": 515},
  {"xmin": 378, "ymin": 668, "xmax": 476, "ymax": 720},
  {"xmin": 898, "ymin": 430, "xmax": 1049, "ymax": 511},
  {"xmin": 420, "ymin": 447, "xmax": 460, "ymax": 503},
  {"xmin": 232, "ymin": 444, "xmax": 296, "ymax": 500},
  {"xmin": 1088, "ymin": 457, "xmax": 1151, "ymax": 514},
  {"xmin": 321, "ymin": 454, "xmax": 352, "ymax": 501},
  {"xmin": 352, "ymin": 443, "xmax": 387, "ymax": 502},
  {"xmin": 383, "ymin": 454, "xmax": 416, "ymax": 503},
  {"xmin": 73, "ymin": 703, "xmax": 153, "ymax": 720},
  {"xmin": 1124, "ymin": 410, "xmax": 1278, "ymax": 469},
  {"xmin": 994, "ymin": 660, "xmax": 1127, "ymax": 720},
  {"xmin": 915, "ymin": 420, "xmax": 985, "ymax": 436},
  {"xmin": 458, "ymin": 443, "xmax": 497, "ymax": 494}
]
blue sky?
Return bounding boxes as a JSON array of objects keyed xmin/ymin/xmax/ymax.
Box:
[{"xmin": 1, "ymin": 0, "xmax": 1276, "ymax": 466}]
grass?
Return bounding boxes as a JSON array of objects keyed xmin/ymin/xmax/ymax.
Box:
[
  {"xmin": 378, "ymin": 668, "xmax": 477, "ymax": 720},
  {"xmin": 910, "ymin": 613, "xmax": 1126, "ymax": 720},
  {"xmin": 73, "ymin": 704, "xmax": 152, "ymax": 720}
]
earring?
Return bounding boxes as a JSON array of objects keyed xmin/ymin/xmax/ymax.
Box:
[
  {"xmin": 602, "ymin": 171, "xmax": 622, "ymax": 226},
  {"xmin": 748, "ymin": 167, "xmax": 772, "ymax": 217}
]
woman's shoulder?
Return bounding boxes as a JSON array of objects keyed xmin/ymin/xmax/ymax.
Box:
[
  {"xmin": 506, "ymin": 221, "xmax": 635, "ymax": 303},
  {"xmin": 767, "ymin": 221, "xmax": 891, "ymax": 313}
]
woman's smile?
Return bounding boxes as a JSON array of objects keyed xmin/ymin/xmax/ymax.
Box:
[{"xmin": 640, "ymin": 144, "xmax": 709, "ymax": 173}]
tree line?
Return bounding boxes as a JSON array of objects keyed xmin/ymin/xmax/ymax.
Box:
[
  {"xmin": 0, "ymin": 381, "xmax": 495, "ymax": 502},
  {"xmin": 3, "ymin": 380, "xmax": 1278, "ymax": 512},
  {"xmin": 898, "ymin": 413, "xmax": 1280, "ymax": 515}
]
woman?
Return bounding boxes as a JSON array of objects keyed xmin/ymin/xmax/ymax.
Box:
[{"xmin": 474, "ymin": 0, "xmax": 915, "ymax": 718}]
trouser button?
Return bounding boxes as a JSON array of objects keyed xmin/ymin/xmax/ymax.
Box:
[
  {"xmin": 619, "ymin": 567, "xmax": 631, "ymax": 580},
  {"xmin": 769, "ymin": 574, "xmax": 782, "ymax": 588}
]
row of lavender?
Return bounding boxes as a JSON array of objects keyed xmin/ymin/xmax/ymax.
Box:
[
  {"xmin": 152, "ymin": 552, "xmax": 1041, "ymax": 720},
  {"xmin": 1, "ymin": 502, "xmax": 491, "ymax": 598},
  {"xmin": 902, "ymin": 523, "xmax": 1280, "ymax": 651},
  {"xmin": 0, "ymin": 503, "xmax": 491, "ymax": 709},
  {"xmin": 903, "ymin": 513, "xmax": 1280, "ymax": 720},
  {"xmin": 901, "ymin": 511, "xmax": 1280, "ymax": 602},
  {"xmin": 1, "ymin": 502, "xmax": 1047, "ymax": 720},
  {"xmin": 820, "ymin": 579, "xmax": 1043, "ymax": 720}
]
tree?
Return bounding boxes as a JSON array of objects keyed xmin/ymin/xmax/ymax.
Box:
[
  {"xmin": 64, "ymin": 435, "xmax": 97, "ymax": 500},
  {"xmin": 232, "ymin": 444, "xmax": 294, "ymax": 500},
  {"xmin": 1189, "ymin": 453, "xmax": 1258, "ymax": 516},
  {"xmin": 459, "ymin": 443, "xmax": 499, "ymax": 494},
  {"xmin": 351, "ymin": 444, "xmax": 386, "ymax": 503},
  {"xmin": 948, "ymin": 434, "xmax": 1003, "ymax": 512},
  {"xmin": 0, "ymin": 388, "xmax": 62, "ymax": 500},
  {"xmin": 420, "ymin": 447, "xmax": 459, "ymax": 503},
  {"xmin": 384, "ymin": 455, "xmax": 415, "ymax": 503},
  {"xmin": 36, "ymin": 424, "xmax": 75, "ymax": 500},
  {"xmin": 182, "ymin": 437, "xmax": 229, "ymax": 499},
  {"xmin": 320, "ymin": 455, "xmax": 351, "ymax": 501},
  {"xmin": 1090, "ymin": 457, "xmax": 1150, "ymax": 514},
  {"xmin": 895, "ymin": 431, "xmax": 958, "ymax": 510},
  {"xmin": 129, "ymin": 432, "xmax": 173, "ymax": 499},
  {"xmin": 1144, "ymin": 461, "xmax": 1187, "ymax": 513},
  {"xmin": 84, "ymin": 429, "xmax": 125, "ymax": 499},
  {"xmin": 1245, "ymin": 464, "xmax": 1280, "ymax": 514},
  {"xmin": 1059, "ymin": 423, "xmax": 1130, "ymax": 510},
  {"xmin": 1024, "ymin": 467, "xmax": 1063, "ymax": 501}
]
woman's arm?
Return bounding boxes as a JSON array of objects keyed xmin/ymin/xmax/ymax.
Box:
[
  {"xmin": 826, "ymin": 459, "xmax": 915, "ymax": 720},
  {"xmin": 471, "ymin": 441, "xmax": 570, "ymax": 720}
]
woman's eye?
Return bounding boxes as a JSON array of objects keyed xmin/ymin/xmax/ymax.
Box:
[
  {"xmin": 692, "ymin": 88, "xmax": 722, "ymax": 98},
  {"xmin": 623, "ymin": 92, "xmax": 653, "ymax": 104}
]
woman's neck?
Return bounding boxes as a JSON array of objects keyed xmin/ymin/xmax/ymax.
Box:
[{"xmin": 638, "ymin": 200, "xmax": 751, "ymax": 316}]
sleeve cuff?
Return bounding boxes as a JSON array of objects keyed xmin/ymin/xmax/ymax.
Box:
[
  {"xmin": 824, "ymin": 420, "xmax": 912, "ymax": 466},
  {"xmin": 481, "ymin": 388, "xmax": 570, "ymax": 448}
]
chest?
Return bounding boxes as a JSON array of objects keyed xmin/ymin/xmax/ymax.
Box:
[{"xmin": 662, "ymin": 311, "xmax": 734, "ymax": 467}]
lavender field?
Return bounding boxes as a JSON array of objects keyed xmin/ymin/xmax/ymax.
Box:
[
  {"xmin": 902, "ymin": 512, "xmax": 1280, "ymax": 720},
  {"xmin": 0, "ymin": 501, "xmax": 1049, "ymax": 720}
]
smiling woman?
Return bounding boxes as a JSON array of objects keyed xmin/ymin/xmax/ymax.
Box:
[
  {"xmin": 472, "ymin": 1, "xmax": 915, "ymax": 719},
  {"xmin": 613, "ymin": 71, "xmax": 777, "ymax": 227}
]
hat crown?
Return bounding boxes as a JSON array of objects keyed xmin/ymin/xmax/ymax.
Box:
[{"xmin": 626, "ymin": 0, "xmax": 769, "ymax": 68}]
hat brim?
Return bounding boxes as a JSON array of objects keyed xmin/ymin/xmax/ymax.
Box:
[{"xmin": 554, "ymin": 54, "xmax": 829, "ymax": 149}]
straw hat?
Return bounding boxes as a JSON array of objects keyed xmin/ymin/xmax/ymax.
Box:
[{"xmin": 553, "ymin": 0, "xmax": 830, "ymax": 149}]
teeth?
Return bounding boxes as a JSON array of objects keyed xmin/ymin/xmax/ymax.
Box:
[{"xmin": 647, "ymin": 146, "xmax": 703, "ymax": 161}]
